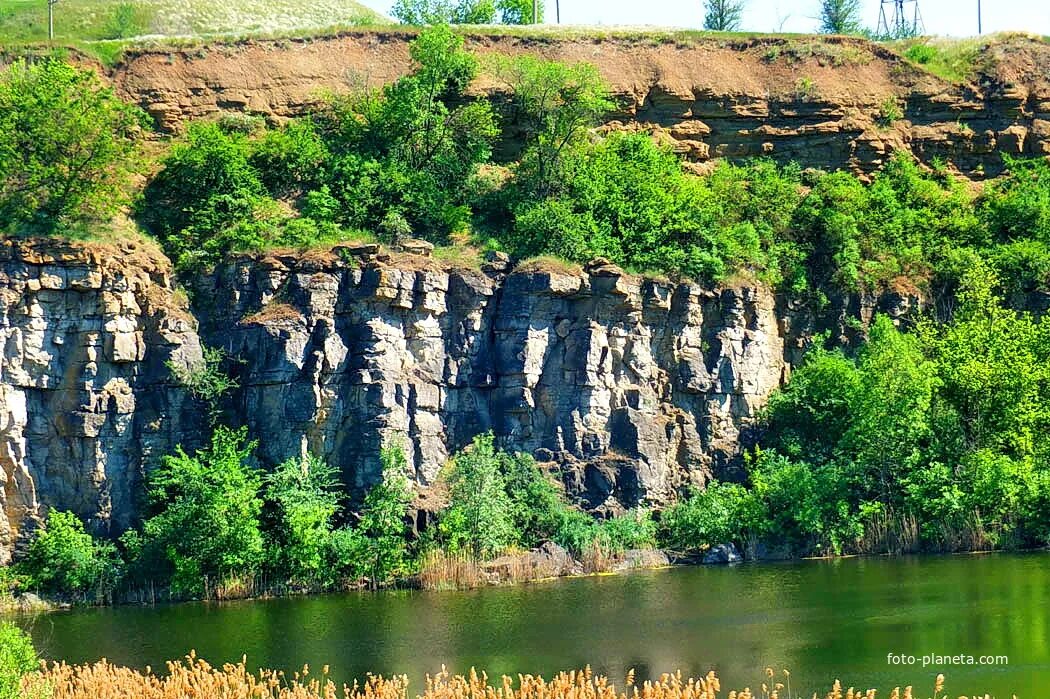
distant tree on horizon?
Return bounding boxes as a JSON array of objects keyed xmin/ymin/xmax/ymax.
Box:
[
  {"xmin": 391, "ymin": 0, "xmax": 541, "ymax": 25},
  {"xmin": 703, "ymin": 0, "xmax": 745, "ymax": 31},
  {"xmin": 819, "ymin": 0, "xmax": 864, "ymax": 34}
]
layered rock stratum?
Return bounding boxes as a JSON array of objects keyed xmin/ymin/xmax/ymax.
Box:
[{"xmin": 109, "ymin": 32, "xmax": 1050, "ymax": 177}]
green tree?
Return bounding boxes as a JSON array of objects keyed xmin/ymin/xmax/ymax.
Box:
[
  {"xmin": 843, "ymin": 316, "xmax": 939, "ymax": 506},
  {"xmin": 17, "ymin": 510, "xmax": 123, "ymax": 601},
  {"xmin": 440, "ymin": 433, "xmax": 516, "ymax": 559},
  {"xmin": 390, "ymin": 0, "xmax": 496, "ymax": 24},
  {"xmin": 818, "ymin": 0, "xmax": 863, "ymax": 34},
  {"xmin": 492, "ymin": 55, "xmax": 612, "ymax": 197},
  {"xmin": 131, "ymin": 426, "xmax": 265, "ymax": 596},
  {"xmin": 354, "ymin": 445, "xmax": 413, "ymax": 587},
  {"xmin": 501, "ymin": 452, "xmax": 565, "ymax": 547},
  {"xmin": 264, "ymin": 454, "xmax": 343, "ymax": 586},
  {"xmin": 0, "ymin": 622, "xmax": 38, "ymax": 699},
  {"xmin": 496, "ymin": 0, "xmax": 541, "ymax": 23},
  {"xmin": 703, "ymin": 0, "xmax": 745, "ymax": 30},
  {"xmin": 0, "ymin": 59, "xmax": 144, "ymax": 233}
]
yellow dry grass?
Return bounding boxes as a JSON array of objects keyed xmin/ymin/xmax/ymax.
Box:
[{"xmin": 24, "ymin": 655, "xmax": 991, "ymax": 699}]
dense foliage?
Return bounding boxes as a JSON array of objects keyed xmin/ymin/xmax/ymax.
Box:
[
  {"xmin": 0, "ymin": 58, "xmax": 144, "ymax": 234},
  {"xmin": 14, "ymin": 421, "xmax": 653, "ymax": 600},
  {"xmin": 0, "ymin": 622, "xmax": 39, "ymax": 699},
  {"xmin": 662, "ymin": 261, "xmax": 1050, "ymax": 557},
  {"xmin": 16, "ymin": 510, "xmax": 123, "ymax": 602},
  {"xmin": 121, "ymin": 30, "xmax": 1050, "ymax": 311}
]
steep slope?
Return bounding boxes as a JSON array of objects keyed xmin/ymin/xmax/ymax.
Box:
[{"xmin": 111, "ymin": 31, "xmax": 1050, "ymax": 177}]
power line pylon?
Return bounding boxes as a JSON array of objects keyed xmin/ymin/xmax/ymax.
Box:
[{"xmin": 877, "ymin": 0, "xmax": 925, "ymax": 38}]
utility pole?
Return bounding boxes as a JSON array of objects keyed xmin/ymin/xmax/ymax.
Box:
[
  {"xmin": 47, "ymin": 0, "xmax": 58, "ymax": 41},
  {"xmin": 556, "ymin": 0, "xmax": 560, "ymax": 23},
  {"xmin": 533, "ymin": 0, "xmax": 538, "ymax": 23},
  {"xmin": 977, "ymin": 0, "xmax": 982, "ymax": 34}
]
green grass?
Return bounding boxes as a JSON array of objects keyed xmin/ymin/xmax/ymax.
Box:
[
  {"xmin": 890, "ymin": 36, "xmax": 990, "ymax": 83},
  {"xmin": 0, "ymin": 0, "xmax": 389, "ymax": 43}
]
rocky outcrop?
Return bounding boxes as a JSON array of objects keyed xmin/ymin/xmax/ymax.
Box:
[
  {"xmin": 0, "ymin": 238, "xmax": 923, "ymax": 560},
  {"xmin": 109, "ymin": 32, "xmax": 1050, "ymax": 178},
  {"xmin": 194, "ymin": 247, "xmax": 788, "ymax": 513},
  {"xmin": 0, "ymin": 239, "xmax": 202, "ymax": 563}
]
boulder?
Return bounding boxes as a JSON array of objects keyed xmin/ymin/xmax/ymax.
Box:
[
  {"xmin": 400, "ymin": 239, "xmax": 434, "ymax": 256},
  {"xmin": 702, "ymin": 543, "xmax": 742, "ymax": 564}
]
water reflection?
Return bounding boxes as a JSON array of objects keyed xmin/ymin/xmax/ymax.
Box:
[{"xmin": 18, "ymin": 553, "xmax": 1050, "ymax": 697}]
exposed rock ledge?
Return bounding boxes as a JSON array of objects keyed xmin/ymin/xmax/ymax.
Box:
[{"xmin": 0, "ymin": 238, "xmax": 921, "ymax": 560}]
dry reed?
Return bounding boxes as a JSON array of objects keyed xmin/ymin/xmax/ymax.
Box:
[
  {"xmin": 418, "ymin": 550, "xmax": 485, "ymax": 591},
  {"xmin": 23, "ymin": 655, "xmax": 1001, "ymax": 699}
]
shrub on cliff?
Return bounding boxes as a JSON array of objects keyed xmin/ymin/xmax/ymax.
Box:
[
  {"xmin": 0, "ymin": 58, "xmax": 145, "ymax": 234},
  {"xmin": 314, "ymin": 25, "xmax": 498, "ymax": 240},
  {"xmin": 18, "ymin": 510, "xmax": 124, "ymax": 602}
]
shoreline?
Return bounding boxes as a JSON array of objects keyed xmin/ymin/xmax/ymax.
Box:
[{"xmin": 5, "ymin": 546, "xmax": 1046, "ymax": 617}]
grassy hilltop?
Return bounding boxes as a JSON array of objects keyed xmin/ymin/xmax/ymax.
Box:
[{"xmin": 0, "ymin": 0, "xmax": 390, "ymax": 43}]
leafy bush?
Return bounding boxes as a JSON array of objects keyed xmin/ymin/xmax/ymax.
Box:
[
  {"xmin": 593, "ymin": 509, "xmax": 657, "ymax": 553},
  {"xmin": 659, "ymin": 482, "xmax": 758, "ymax": 553},
  {"xmin": 18, "ymin": 510, "xmax": 123, "ymax": 601},
  {"xmin": 0, "ymin": 622, "xmax": 38, "ymax": 699},
  {"xmin": 139, "ymin": 122, "xmax": 268, "ymax": 268},
  {"xmin": 250, "ymin": 119, "xmax": 329, "ymax": 196},
  {"xmin": 128, "ymin": 426, "xmax": 265, "ymax": 596},
  {"xmin": 264, "ymin": 454, "xmax": 343, "ymax": 586},
  {"xmin": 0, "ymin": 59, "xmax": 144, "ymax": 234}
]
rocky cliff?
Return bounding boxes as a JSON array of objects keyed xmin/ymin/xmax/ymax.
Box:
[
  {"xmin": 108, "ymin": 32, "xmax": 1050, "ymax": 177},
  {"xmin": 0, "ymin": 237, "xmax": 921, "ymax": 558},
  {"xmin": 0, "ymin": 239, "xmax": 202, "ymax": 563}
]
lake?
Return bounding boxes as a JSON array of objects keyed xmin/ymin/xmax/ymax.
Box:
[{"xmin": 16, "ymin": 553, "xmax": 1049, "ymax": 697}]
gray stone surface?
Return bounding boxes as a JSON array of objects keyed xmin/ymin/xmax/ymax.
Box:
[
  {"xmin": 0, "ymin": 238, "xmax": 202, "ymax": 563},
  {"xmin": 0, "ymin": 240, "xmax": 924, "ymax": 561},
  {"xmin": 702, "ymin": 543, "xmax": 742, "ymax": 564}
]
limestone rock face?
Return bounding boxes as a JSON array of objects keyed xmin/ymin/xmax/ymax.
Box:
[
  {"xmin": 0, "ymin": 239, "xmax": 201, "ymax": 563},
  {"xmin": 196, "ymin": 251, "xmax": 790, "ymax": 514},
  {"xmin": 0, "ymin": 239, "xmax": 922, "ymax": 561}
]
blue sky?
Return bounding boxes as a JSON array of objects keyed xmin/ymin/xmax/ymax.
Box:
[{"xmin": 360, "ymin": 0, "xmax": 1050, "ymax": 37}]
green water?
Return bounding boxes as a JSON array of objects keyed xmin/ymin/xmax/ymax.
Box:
[{"xmin": 17, "ymin": 554, "xmax": 1050, "ymax": 697}]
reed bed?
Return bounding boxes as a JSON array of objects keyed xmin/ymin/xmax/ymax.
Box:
[{"xmin": 23, "ymin": 654, "xmax": 1000, "ymax": 699}]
